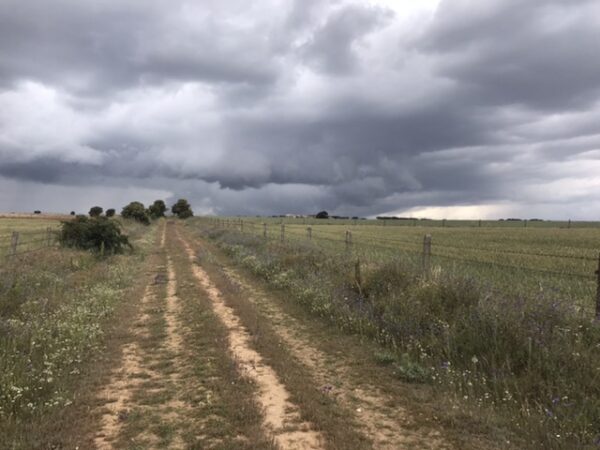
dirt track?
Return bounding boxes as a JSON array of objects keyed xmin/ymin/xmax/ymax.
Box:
[{"xmin": 88, "ymin": 221, "xmax": 485, "ymax": 449}]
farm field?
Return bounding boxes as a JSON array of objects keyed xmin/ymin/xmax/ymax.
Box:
[
  {"xmin": 3, "ymin": 215, "xmax": 599, "ymax": 449},
  {"xmin": 216, "ymin": 217, "xmax": 600, "ymax": 314},
  {"xmin": 0, "ymin": 216, "xmax": 64, "ymax": 258}
]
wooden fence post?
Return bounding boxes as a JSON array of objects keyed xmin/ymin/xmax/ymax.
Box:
[
  {"xmin": 442, "ymin": 219, "xmax": 446, "ymax": 228},
  {"xmin": 10, "ymin": 231, "xmax": 19, "ymax": 256},
  {"xmin": 240, "ymin": 220, "xmax": 244, "ymax": 233},
  {"xmin": 422, "ymin": 234, "xmax": 432, "ymax": 276},
  {"xmin": 345, "ymin": 230, "xmax": 352, "ymax": 253},
  {"xmin": 596, "ymin": 254, "xmax": 600, "ymax": 322},
  {"xmin": 568, "ymin": 219, "xmax": 571, "ymax": 229},
  {"xmin": 307, "ymin": 226, "xmax": 312, "ymax": 240},
  {"xmin": 263, "ymin": 223, "xmax": 267, "ymax": 239},
  {"xmin": 46, "ymin": 227, "xmax": 52, "ymax": 247},
  {"xmin": 355, "ymin": 258, "xmax": 362, "ymax": 294},
  {"xmin": 478, "ymin": 219, "xmax": 482, "ymax": 228},
  {"xmin": 280, "ymin": 224, "xmax": 285, "ymax": 242}
]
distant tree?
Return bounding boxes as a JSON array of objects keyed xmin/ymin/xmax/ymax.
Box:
[
  {"xmin": 315, "ymin": 211, "xmax": 329, "ymax": 219},
  {"xmin": 70, "ymin": 211, "xmax": 76, "ymax": 216},
  {"xmin": 89, "ymin": 206, "xmax": 103, "ymax": 217},
  {"xmin": 171, "ymin": 199, "xmax": 193, "ymax": 219},
  {"xmin": 121, "ymin": 201, "xmax": 150, "ymax": 225},
  {"xmin": 148, "ymin": 200, "xmax": 167, "ymax": 219},
  {"xmin": 33, "ymin": 210, "xmax": 41, "ymax": 215},
  {"xmin": 105, "ymin": 208, "xmax": 116, "ymax": 218}
]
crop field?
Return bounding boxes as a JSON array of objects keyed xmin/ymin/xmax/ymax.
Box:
[
  {"xmin": 0, "ymin": 216, "xmax": 64, "ymax": 258},
  {"xmin": 214, "ymin": 217, "xmax": 600, "ymax": 314}
]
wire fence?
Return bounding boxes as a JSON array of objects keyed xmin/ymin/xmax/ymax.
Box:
[
  {"xmin": 0, "ymin": 228, "xmax": 61, "ymax": 260},
  {"xmin": 201, "ymin": 218, "xmax": 600, "ymax": 320}
]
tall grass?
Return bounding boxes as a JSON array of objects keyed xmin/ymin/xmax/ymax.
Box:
[{"xmin": 199, "ymin": 227, "xmax": 600, "ymax": 449}]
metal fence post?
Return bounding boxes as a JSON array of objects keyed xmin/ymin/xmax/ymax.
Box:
[
  {"xmin": 422, "ymin": 234, "xmax": 432, "ymax": 276},
  {"xmin": 10, "ymin": 231, "xmax": 19, "ymax": 256}
]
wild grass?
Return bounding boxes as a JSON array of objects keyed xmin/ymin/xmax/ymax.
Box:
[
  {"xmin": 0, "ymin": 219, "xmax": 154, "ymax": 445},
  {"xmin": 196, "ymin": 224, "xmax": 600, "ymax": 449}
]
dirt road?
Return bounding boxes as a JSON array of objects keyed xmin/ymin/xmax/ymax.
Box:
[{"xmin": 87, "ymin": 222, "xmax": 496, "ymax": 449}]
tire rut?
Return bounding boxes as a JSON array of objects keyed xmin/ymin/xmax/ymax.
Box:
[{"xmin": 176, "ymin": 229, "xmax": 326, "ymax": 450}]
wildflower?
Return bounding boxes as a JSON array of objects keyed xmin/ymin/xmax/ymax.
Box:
[{"xmin": 471, "ymin": 355, "xmax": 479, "ymax": 364}]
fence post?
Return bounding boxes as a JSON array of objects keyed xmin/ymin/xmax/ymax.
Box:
[
  {"xmin": 263, "ymin": 223, "xmax": 267, "ymax": 239},
  {"xmin": 355, "ymin": 258, "xmax": 362, "ymax": 293},
  {"xmin": 478, "ymin": 219, "xmax": 482, "ymax": 228},
  {"xmin": 596, "ymin": 254, "xmax": 600, "ymax": 322},
  {"xmin": 442, "ymin": 219, "xmax": 446, "ymax": 228},
  {"xmin": 10, "ymin": 231, "xmax": 19, "ymax": 256},
  {"xmin": 568, "ymin": 219, "xmax": 571, "ymax": 229},
  {"xmin": 422, "ymin": 234, "xmax": 432, "ymax": 276},
  {"xmin": 240, "ymin": 220, "xmax": 244, "ymax": 233},
  {"xmin": 46, "ymin": 227, "xmax": 52, "ymax": 247},
  {"xmin": 345, "ymin": 230, "xmax": 352, "ymax": 253},
  {"xmin": 307, "ymin": 226, "xmax": 312, "ymax": 240},
  {"xmin": 280, "ymin": 224, "xmax": 285, "ymax": 242}
]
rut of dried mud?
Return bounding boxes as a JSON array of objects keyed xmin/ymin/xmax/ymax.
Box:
[{"xmin": 176, "ymin": 230, "xmax": 326, "ymax": 450}]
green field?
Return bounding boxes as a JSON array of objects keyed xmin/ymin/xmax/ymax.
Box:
[{"xmin": 210, "ymin": 217, "xmax": 600, "ymax": 314}]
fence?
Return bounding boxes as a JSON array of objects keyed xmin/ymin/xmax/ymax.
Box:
[
  {"xmin": 203, "ymin": 218, "xmax": 600, "ymax": 321},
  {"xmin": 0, "ymin": 228, "xmax": 60, "ymax": 260}
]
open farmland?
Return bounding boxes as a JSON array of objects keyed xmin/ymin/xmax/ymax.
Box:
[
  {"xmin": 2, "ymin": 214, "xmax": 600, "ymax": 449},
  {"xmin": 0, "ymin": 216, "xmax": 64, "ymax": 258},
  {"xmin": 216, "ymin": 218, "xmax": 600, "ymax": 314}
]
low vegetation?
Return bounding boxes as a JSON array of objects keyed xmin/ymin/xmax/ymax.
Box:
[
  {"xmin": 0, "ymin": 222, "xmax": 153, "ymax": 444},
  {"xmin": 197, "ymin": 223, "xmax": 600, "ymax": 448}
]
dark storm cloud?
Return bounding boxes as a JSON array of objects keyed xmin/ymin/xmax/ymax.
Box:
[{"xmin": 1, "ymin": 0, "xmax": 600, "ymax": 219}]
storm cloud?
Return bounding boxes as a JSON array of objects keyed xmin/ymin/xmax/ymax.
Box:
[{"xmin": 1, "ymin": 0, "xmax": 600, "ymax": 219}]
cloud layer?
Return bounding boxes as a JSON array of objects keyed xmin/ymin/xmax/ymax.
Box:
[{"xmin": 1, "ymin": 0, "xmax": 600, "ymax": 218}]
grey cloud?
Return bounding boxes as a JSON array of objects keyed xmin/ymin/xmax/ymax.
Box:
[{"xmin": 1, "ymin": 0, "xmax": 600, "ymax": 219}]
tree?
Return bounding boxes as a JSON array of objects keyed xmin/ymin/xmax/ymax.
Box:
[
  {"xmin": 59, "ymin": 216, "xmax": 131, "ymax": 254},
  {"xmin": 148, "ymin": 200, "xmax": 167, "ymax": 219},
  {"xmin": 171, "ymin": 198, "xmax": 193, "ymax": 219},
  {"xmin": 70, "ymin": 211, "xmax": 76, "ymax": 216},
  {"xmin": 105, "ymin": 208, "xmax": 116, "ymax": 217},
  {"xmin": 89, "ymin": 206, "xmax": 103, "ymax": 217},
  {"xmin": 121, "ymin": 201, "xmax": 150, "ymax": 225},
  {"xmin": 315, "ymin": 210, "xmax": 329, "ymax": 219}
]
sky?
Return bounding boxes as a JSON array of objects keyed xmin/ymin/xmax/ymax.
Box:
[{"xmin": 1, "ymin": 0, "xmax": 600, "ymax": 219}]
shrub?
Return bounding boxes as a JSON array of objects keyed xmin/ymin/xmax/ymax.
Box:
[
  {"xmin": 105, "ymin": 208, "xmax": 116, "ymax": 217},
  {"xmin": 70, "ymin": 211, "xmax": 75, "ymax": 216},
  {"xmin": 33, "ymin": 210, "xmax": 41, "ymax": 215},
  {"xmin": 316, "ymin": 210, "xmax": 329, "ymax": 219},
  {"xmin": 148, "ymin": 200, "xmax": 166, "ymax": 219},
  {"xmin": 171, "ymin": 198, "xmax": 193, "ymax": 219},
  {"xmin": 59, "ymin": 216, "xmax": 131, "ymax": 253},
  {"xmin": 89, "ymin": 206, "xmax": 103, "ymax": 217},
  {"xmin": 121, "ymin": 201, "xmax": 150, "ymax": 225}
]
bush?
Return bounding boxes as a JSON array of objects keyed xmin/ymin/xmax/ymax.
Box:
[
  {"xmin": 171, "ymin": 198, "xmax": 193, "ymax": 219},
  {"xmin": 70, "ymin": 211, "xmax": 75, "ymax": 216},
  {"xmin": 59, "ymin": 216, "xmax": 131, "ymax": 254},
  {"xmin": 316, "ymin": 210, "xmax": 329, "ymax": 219},
  {"xmin": 121, "ymin": 201, "xmax": 150, "ymax": 225},
  {"xmin": 89, "ymin": 206, "xmax": 103, "ymax": 217},
  {"xmin": 148, "ymin": 200, "xmax": 166, "ymax": 219},
  {"xmin": 105, "ymin": 208, "xmax": 116, "ymax": 217}
]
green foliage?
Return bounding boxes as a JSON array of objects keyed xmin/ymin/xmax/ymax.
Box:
[
  {"xmin": 316, "ymin": 211, "xmax": 329, "ymax": 219},
  {"xmin": 148, "ymin": 199, "xmax": 167, "ymax": 219},
  {"xmin": 88, "ymin": 206, "xmax": 103, "ymax": 217},
  {"xmin": 59, "ymin": 216, "xmax": 131, "ymax": 254},
  {"xmin": 121, "ymin": 201, "xmax": 150, "ymax": 225},
  {"xmin": 171, "ymin": 198, "xmax": 193, "ymax": 219},
  {"xmin": 105, "ymin": 208, "xmax": 116, "ymax": 217}
]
